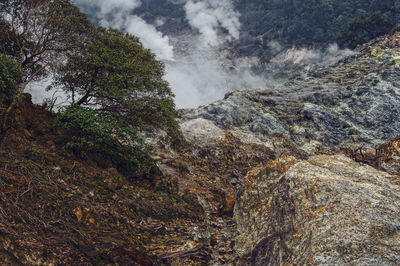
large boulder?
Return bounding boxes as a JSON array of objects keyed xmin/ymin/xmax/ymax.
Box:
[{"xmin": 235, "ymin": 154, "xmax": 400, "ymax": 265}]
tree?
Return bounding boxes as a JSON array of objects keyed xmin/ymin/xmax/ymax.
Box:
[
  {"xmin": 338, "ymin": 12, "xmax": 394, "ymax": 49},
  {"xmin": 0, "ymin": 0, "xmax": 91, "ymax": 140},
  {"xmin": 0, "ymin": 55, "xmax": 22, "ymax": 108},
  {"xmin": 230, "ymin": 0, "xmax": 400, "ymax": 61},
  {"xmin": 55, "ymin": 27, "xmax": 183, "ymax": 171}
]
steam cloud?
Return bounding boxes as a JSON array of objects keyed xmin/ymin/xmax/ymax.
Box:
[
  {"xmin": 163, "ymin": 0, "xmax": 246, "ymax": 108},
  {"xmin": 26, "ymin": 1, "xmax": 355, "ymax": 110},
  {"xmin": 72, "ymin": 0, "xmax": 251, "ymax": 109},
  {"xmin": 270, "ymin": 43, "xmax": 354, "ymax": 69},
  {"xmin": 111, "ymin": 16, "xmax": 174, "ymax": 61},
  {"xmin": 73, "ymin": 0, "xmax": 174, "ymax": 61},
  {"xmin": 166, "ymin": 50, "xmax": 266, "ymax": 108},
  {"xmin": 184, "ymin": 0, "xmax": 240, "ymax": 47}
]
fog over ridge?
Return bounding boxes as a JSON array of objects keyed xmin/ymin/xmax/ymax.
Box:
[
  {"xmin": 184, "ymin": 0, "xmax": 241, "ymax": 47},
  {"xmin": 72, "ymin": 0, "xmax": 252, "ymax": 108},
  {"xmin": 73, "ymin": 0, "xmax": 174, "ymax": 61},
  {"xmin": 25, "ymin": 0, "xmax": 355, "ymax": 109}
]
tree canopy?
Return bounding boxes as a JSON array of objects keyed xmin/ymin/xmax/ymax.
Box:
[
  {"xmin": 337, "ymin": 12, "xmax": 394, "ymax": 49},
  {"xmin": 0, "ymin": 0, "xmax": 183, "ymax": 171},
  {"xmin": 0, "ymin": 0, "xmax": 91, "ymax": 80},
  {"xmin": 55, "ymin": 27, "xmax": 181, "ymax": 144},
  {"xmin": 0, "ymin": 0, "xmax": 91, "ymax": 136},
  {"xmin": 233, "ymin": 0, "xmax": 400, "ymax": 47},
  {"xmin": 53, "ymin": 27, "xmax": 182, "ymax": 172},
  {"xmin": 0, "ymin": 55, "xmax": 22, "ymax": 108}
]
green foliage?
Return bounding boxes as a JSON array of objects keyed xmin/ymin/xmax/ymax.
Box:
[
  {"xmin": 55, "ymin": 105, "xmax": 155, "ymax": 175},
  {"xmin": 0, "ymin": 0, "xmax": 92, "ymax": 141},
  {"xmin": 0, "ymin": 0, "xmax": 184, "ymax": 175},
  {"xmin": 0, "ymin": 0, "xmax": 92, "ymax": 81},
  {"xmin": 0, "ymin": 54, "xmax": 22, "ymax": 108},
  {"xmin": 233, "ymin": 0, "xmax": 400, "ymax": 49},
  {"xmin": 56, "ymin": 105, "xmax": 137, "ymax": 152},
  {"xmin": 338, "ymin": 12, "xmax": 394, "ymax": 49},
  {"xmin": 56, "ymin": 27, "xmax": 183, "ymax": 149},
  {"xmin": 133, "ymin": 0, "xmax": 188, "ymax": 33},
  {"xmin": 122, "ymin": 0, "xmax": 400, "ymax": 61}
]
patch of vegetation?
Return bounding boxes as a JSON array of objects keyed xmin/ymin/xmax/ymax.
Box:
[
  {"xmin": 0, "ymin": 0, "xmax": 91, "ymax": 141},
  {"xmin": 55, "ymin": 27, "xmax": 183, "ymax": 146},
  {"xmin": 0, "ymin": 147, "xmax": 195, "ymax": 264},
  {"xmin": 55, "ymin": 105, "xmax": 155, "ymax": 176},
  {"xmin": 338, "ymin": 12, "xmax": 394, "ymax": 49},
  {"xmin": 0, "ymin": 55, "xmax": 22, "ymax": 138},
  {"xmin": 235, "ymin": 0, "xmax": 400, "ymax": 45},
  {"xmin": 1, "ymin": 0, "xmax": 184, "ymax": 175},
  {"xmin": 53, "ymin": 27, "xmax": 183, "ymax": 174},
  {"xmin": 0, "ymin": 54, "xmax": 21, "ymax": 108}
]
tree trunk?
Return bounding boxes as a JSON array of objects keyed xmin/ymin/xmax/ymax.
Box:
[{"xmin": 76, "ymin": 92, "xmax": 91, "ymax": 105}]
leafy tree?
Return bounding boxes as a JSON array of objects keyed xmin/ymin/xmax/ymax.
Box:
[
  {"xmin": 0, "ymin": 0, "xmax": 91, "ymax": 139},
  {"xmin": 0, "ymin": 55, "xmax": 22, "ymax": 108},
  {"xmin": 0, "ymin": 54, "xmax": 22, "ymax": 144},
  {"xmin": 230, "ymin": 0, "xmax": 400, "ymax": 60},
  {"xmin": 338, "ymin": 12, "xmax": 394, "ymax": 49},
  {"xmin": 55, "ymin": 27, "xmax": 183, "ymax": 171}
]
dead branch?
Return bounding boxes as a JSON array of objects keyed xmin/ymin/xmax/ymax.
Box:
[{"xmin": 160, "ymin": 243, "xmax": 210, "ymax": 260}]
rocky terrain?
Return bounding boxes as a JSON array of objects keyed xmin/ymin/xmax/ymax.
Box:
[
  {"xmin": 182, "ymin": 34, "xmax": 400, "ymax": 151},
  {"xmin": 2, "ymin": 33, "xmax": 400, "ymax": 265},
  {"xmin": 171, "ymin": 32, "xmax": 400, "ymax": 264}
]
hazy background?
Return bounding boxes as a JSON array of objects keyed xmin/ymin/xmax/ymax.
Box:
[
  {"xmin": 27, "ymin": 0, "xmax": 354, "ymax": 109},
  {"xmin": 73, "ymin": 0, "xmax": 257, "ymax": 109}
]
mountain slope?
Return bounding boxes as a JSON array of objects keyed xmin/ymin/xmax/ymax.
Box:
[
  {"xmin": 177, "ymin": 31, "xmax": 400, "ymax": 264},
  {"xmin": 182, "ymin": 31, "xmax": 400, "ymax": 151},
  {"xmin": 2, "ymin": 32, "xmax": 400, "ymax": 265}
]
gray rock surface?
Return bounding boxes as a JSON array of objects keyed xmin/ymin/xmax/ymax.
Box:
[
  {"xmin": 181, "ymin": 38, "xmax": 400, "ymax": 151},
  {"xmin": 235, "ymin": 154, "xmax": 400, "ymax": 265},
  {"xmin": 175, "ymin": 33, "xmax": 400, "ymax": 265}
]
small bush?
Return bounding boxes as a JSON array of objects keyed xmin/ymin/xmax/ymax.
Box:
[
  {"xmin": 0, "ymin": 54, "xmax": 22, "ymax": 108},
  {"xmin": 55, "ymin": 105, "xmax": 156, "ymax": 177}
]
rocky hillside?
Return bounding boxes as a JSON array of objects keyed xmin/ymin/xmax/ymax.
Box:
[
  {"xmin": 174, "ymin": 32, "xmax": 400, "ymax": 264},
  {"xmin": 2, "ymin": 33, "xmax": 400, "ymax": 265},
  {"xmin": 182, "ymin": 32, "xmax": 400, "ymax": 151}
]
